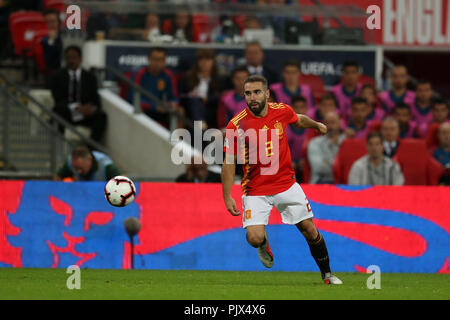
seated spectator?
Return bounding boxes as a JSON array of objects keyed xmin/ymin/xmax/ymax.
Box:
[
  {"xmin": 164, "ymin": 12, "xmax": 193, "ymax": 42},
  {"xmin": 344, "ymin": 97, "xmax": 371, "ymax": 139},
  {"xmin": 307, "ymin": 111, "xmax": 347, "ymax": 184},
  {"xmin": 330, "ymin": 60, "xmax": 363, "ymax": 119},
  {"xmin": 50, "ymin": 46, "xmax": 107, "ymax": 142},
  {"xmin": 244, "ymin": 41, "xmax": 279, "ymax": 85},
  {"xmin": 431, "ymin": 98, "xmax": 450, "ymax": 127},
  {"xmin": 348, "ymin": 131, "xmax": 405, "ymax": 185},
  {"xmin": 179, "ymin": 48, "xmax": 221, "ymax": 130},
  {"xmin": 270, "ymin": 59, "xmax": 314, "ymax": 110},
  {"xmin": 41, "ymin": 9, "xmax": 63, "ymax": 81},
  {"xmin": 86, "ymin": 6, "xmax": 123, "ymax": 40},
  {"xmin": 143, "ymin": 13, "xmax": 161, "ymax": 41},
  {"xmin": 217, "ymin": 66, "xmax": 249, "ymax": 129},
  {"xmin": 413, "ymin": 80, "xmax": 434, "ymax": 137},
  {"xmin": 175, "ymin": 157, "xmax": 221, "ymax": 183},
  {"xmin": 286, "ymin": 96, "xmax": 308, "ymax": 182},
  {"xmin": 433, "ymin": 122, "xmax": 450, "ymax": 168},
  {"xmin": 311, "ymin": 92, "xmax": 338, "ymax": 122},
  {"xmin": 393, "ymin": 102, "xmax": 418, "ymax": 138},
  {"xmin": 359, "ymin": 84, "xmax": 385, "ymax": 122},
  {"xmin": 379, "ymin": 65, "xmax": 415, "ymax": 114},
  {"xmin": 55, "ymin": 144, "xmax": 120, "ymax": 182},
  {"xmin": 129, "ymin": 47, "xmax": 181, "ymax": 128},
  {"xmin": 380, "ymin": 116, "xmax": 401, "ymax": 158}
]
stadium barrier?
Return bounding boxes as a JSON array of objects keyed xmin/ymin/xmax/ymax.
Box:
[{"xmin": 0, "ymin": 181, "xmax": 448, "ymax": 273}]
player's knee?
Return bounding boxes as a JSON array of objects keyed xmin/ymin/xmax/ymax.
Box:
[{"xmin": 246, "ymin": 232, "xmax": 265, "ymax": 248}]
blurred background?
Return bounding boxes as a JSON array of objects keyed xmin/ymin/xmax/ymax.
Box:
[{"xmin": 0, "ymin": 0, "xmax": 449, "ymax": 186}]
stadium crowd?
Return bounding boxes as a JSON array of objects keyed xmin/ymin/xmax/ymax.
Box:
[{"xmin": 2, "ymin": 1, "xmax": 450, "ymax": 185}]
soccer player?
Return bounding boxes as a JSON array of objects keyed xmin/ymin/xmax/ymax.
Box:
[{"xmin": 221, "ymin": 75, "xmax": 343, "ymax": 285}]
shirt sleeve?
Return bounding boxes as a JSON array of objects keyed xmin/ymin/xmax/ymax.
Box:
[
  {"xmin": 224, "ymin": 121, "xmax": 238, "ymax": 155},
  {"xmin": 284, "ymin": 104, "xmax": 299, "ymax": 125}
]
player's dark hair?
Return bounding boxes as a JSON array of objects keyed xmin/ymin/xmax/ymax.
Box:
[
  {"xmin": 291, "ymin": 96, "xmax": 307, "ymax": 105},
  {"xmin": 320, "ymin": 92, "xmax": 338, "ymax": 107},
  {"xmin": 416, "ymin": 79, "xmax": 431, "ymax": 87},
  {"xmin": 366, "ymin": 131, "xmax": 383, "ymax": 143},
  {"xmin": 361, "ymin": 83, "xmax": 376, "ymax": 92},
  {"xmin": 394, "ymin": 102, "xmax": 411, "ymax": 114},
  {"xmin": 72, "ymin": 145, "xmax": 92, "ymax": 159},
  {"xmin": 64, "ymin": 45, "xmax": 82, "ymax": 58},
  {"xmin": 43, "ymin": 8, "xmax": 60, "ymax": 20},
  {"xmin": 244, "ymin": 74, "xmax": 268, "ymax": 90},
  {"xmin": 231, "ymin": 65, "xmax": 249, "ymax": 78},
  {"xmin": 351, "ymin": 96, "xmax": 368, "ymax": 106},
  {"xmin": 342, "ymin": 60, "xmax": 359, "ymax": 71},
  {"xmin": 149, "ymin": 47, "xmax": 167, "ymax": 56},
  {"xmin": 245, "ymin": 40, "xmax": 262, "ymax": 50},
  {"xmin": 283, "ymin": 59, "xmax": 301, "ymax": 70}
]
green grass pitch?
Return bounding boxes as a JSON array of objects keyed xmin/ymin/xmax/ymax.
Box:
[{"xmin": 0, "ymin": 268, "xmax": 448, "ymax": 300}]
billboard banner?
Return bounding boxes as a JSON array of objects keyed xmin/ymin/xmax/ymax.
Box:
[
  {"xmin": 0, "ymin": 181, "xmax": 449, "ymax": 273},
  {"xmin": 104, "ymin": 44, "xmax": 376, "ymax": 87}
]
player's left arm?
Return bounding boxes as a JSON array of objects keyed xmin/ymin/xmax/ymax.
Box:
[{"xmin": 293, "ymin": 114, "xmax": 327, "ymax": 134}]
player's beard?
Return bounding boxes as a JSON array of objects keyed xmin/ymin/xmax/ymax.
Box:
[{"xmin": 248, "ymin": 97, "xmax": 266, "ymax": 116}]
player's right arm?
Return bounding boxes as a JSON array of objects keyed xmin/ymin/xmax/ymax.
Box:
[{"xmin": 221, "ymin": 153, "xmax": 241, "ymax": 216}]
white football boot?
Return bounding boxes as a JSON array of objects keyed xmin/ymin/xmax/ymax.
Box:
[
  {"xmin": 322, "ymin": 272, "xmax": 343, "ymax": 285},
  {"xmin": 257, "ymin": 231, "xmax": 274, "ymax": 268}
]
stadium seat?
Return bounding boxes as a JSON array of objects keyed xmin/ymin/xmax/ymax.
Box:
[
  {"xmin": 368, "ymin": 120, "xmax": 382, "ymax": 133},
  {"xmin": 299, "ymin": 74, "xmax": 325, "ymax": 105},
  {"xmin": 332, "ymin": 138, "xmax": 367, "ymax": 184},
  {"xmin": 9, "ymin": 12, "xmax": 48, "ymax": 57},
  {"xmin": 31, "ymin": 34, "xmax": 46, "ymax": 72},
  {"xmin": 424, "ymin": 123, "xmax": 441, "ymax": 154},
  {"xmin": 43, "ymin": 0, "xmax": 66, "ymax": 12},
  {"xmin": 359, "ymin": 74, "xmax": 375, "ymax": 86},
  {"xmin": 393, "ymin": 139, "xmax": 444, "ymax": 185}
]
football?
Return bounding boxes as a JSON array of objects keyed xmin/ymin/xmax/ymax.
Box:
[{"xmin": 104, "ymin": 176, "xmax": 137, "ymax": 207}]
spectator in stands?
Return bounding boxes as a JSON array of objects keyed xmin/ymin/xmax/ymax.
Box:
[
  {"xmin": 55, "ymin": 144, "xmax": 120, "ymax": 182},
  {"xmin": 393, "ymin": 102, "xmax": 418, "ymax": 138},
  {"xmin": 433, "ymin": 122, "xmax": 450, "ymax": 168},
  {"xmin": 179, "ymin": 48, "xmax": 221, "ymax": 130},
  {"xmin": 359, "ymin": 84, "xmax": 385, "ymax": 122},
  {"xmin": 164, "ymin": 12, "xmax": 193, "ymax": 42},
  {"xmin": 270, "ymin": 59, "xmax": 314, "ymax": 109},
  {"xmin": 413, "ymin": 80, "xmax": 434, "ymax": 137},
  {"xmin": 50, "ymin": 46, "xmax": 107, "ymax": 142},
  {"xmin": 41, "ymin": 9, "xmax": 63, "ymax": 80},
  {"xmin": 216, "ymin": 66, "xmax": 249, "ymax": 129},
  {"xmin": 129, "ymin": 47, "xmax": 181, "ymax": 128},
  {"xmin": 344, "ymin": 97, "xmax": 371, "ymax": 139},
  {"xmin": 380, "ymin": 116, "xmax": 401, "ymax": 158},
  {"xmin": 379, "ymin": 65, "xmax": 415, "ymax": 113},
  {"xmin": 330, "ymin": 60, "xmax": 363, "ymax": 119},
  {"xmin": 348, "ymin": 131, "xmax": 404, "ymax": 186},
  {"xmin": 244, "ymin": 41, "xmax": 279, "ymax": 85},
  {"xmin": 86, "ymin": 5, "xmax": 123, "ymax": 40},
  {"xmin": 286, "ymin": 96, "xmax": 308, "ymax": 182},
  {"xmin": 175, "ymin": 156, "xmax": 221, "ymax": 183},
  {"xmin": 431, "ymin": 98, "xmax": 450, "ymax": 125},
  {"xmin": 311, "ymin": 92, "xmax": 338, "ymax": 122},
  {"xmin": 143, "ymin": 13, "xmax": 161, "ymax": 41},
  {"xmin": 307, "ymin": 111, "xmax": 346, "ymax": 184}
]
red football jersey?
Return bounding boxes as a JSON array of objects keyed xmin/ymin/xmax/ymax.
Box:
[{"xmin": 225, "ymin": 102, "xmax": 299, "ymax": 196}]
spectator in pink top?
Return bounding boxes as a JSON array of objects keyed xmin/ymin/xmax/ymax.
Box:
[
  {"xmin": 344, "ymin": 97, "xmax": 372, "ymax": 139},
  {"xmin": 286, "ymin": 96, "xmax": 309, "ymax": 183},
  {"xmin": 379, "ymin": 65, "xmax": 415, "ymax": 114},
  {"xmin": 270, "ymin": 59, "xmax": 315, "ymax": 110},
  {"xmin": 359, "ymin": 84, "xmax": 385, "ymax": 122},
  {"xmin": 431, "ymin": 98, "xmax": 450, "ymax": 126},
  {"xmin": 393, "ymin": 102, "xmax": 418, "ymax": 139},
  {"xmin": 413, "ymin": 80, "xmax": 434, "ymax": 137},
  {"xmin": 330, "ymin": 60, "xmax": 363, "ymax": 120}
]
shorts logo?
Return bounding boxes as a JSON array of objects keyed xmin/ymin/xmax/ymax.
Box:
[{"xmin": 245, "ymin": 210, "xmax": 252, "ymax": 221}]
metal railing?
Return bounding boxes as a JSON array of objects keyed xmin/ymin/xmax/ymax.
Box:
[{"xmin": 0, "ymin": 73, "xmax": 108, "ymax": 178}]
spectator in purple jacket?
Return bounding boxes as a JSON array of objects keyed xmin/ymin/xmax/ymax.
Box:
[
  {"xmin": 379, "ymin": 65, "xmax": 415, "ymax": 114},
  {"xmin": 344, "ymin": 97, "xmax": 372, "ymax": 139},
  {"xmin": 270, "ymin": 59, "xmax": 315, "ymax": 110},
  {"xmin": 359, "ymin": 84, "xmax": 385, "ymax": 122},
  {"xmin": 413, "ymin": 80, "xmax": 434, "ymax": 137},
  {"xmin": 393, "ymin": 102, "xmax": 418, "ymax": 139},
  {"xmin": 330, "ymin": 60, "xmax": 363, "ymax": 120}
]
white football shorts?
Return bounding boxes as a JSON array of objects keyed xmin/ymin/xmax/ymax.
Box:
[{"xmin": 241, "ymin": 182, "xmax": 313, "ymax": 228}]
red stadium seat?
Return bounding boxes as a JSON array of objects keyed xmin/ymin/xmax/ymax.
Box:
[
  {"xmin": 332, "ymin": 138, "xmax": 367, "ymax": 184},
  {"xmin": 425, "ymin": 123, "xmax": 441, "ymax": 154},
  {"xmin": 31, "ymin": 34, "xmax": 46, "ymax": 72},
  {"xmin": 299, "ymin": 74, "xmax": 325, "ymax": 104},
  {"xmin": 43, "ymin": 0, "xmax": 66, "ymax": 12},
  {"xmin": 393, "ymin": 138, "xmax": 444, "ymax": 185},
  {"xmin": 9, "ymin": 12, "xmax": 48, "ymax": 56},
  {"xmin": 368, "ymin": 120, "xmax": 382, "ymax": 133},
  {"xmin": 359, "ymin": 74, "xmax": 375, "ymax": 86}
]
